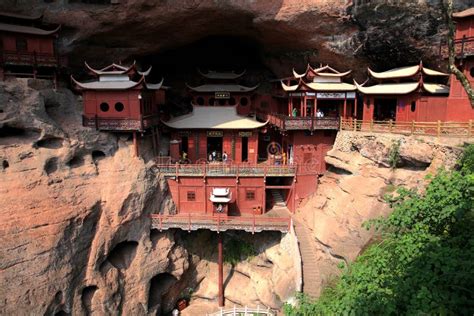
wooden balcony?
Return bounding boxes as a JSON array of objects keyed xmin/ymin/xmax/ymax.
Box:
[
  {"xmin": 439, "ymin": 36, "xmax": 474, "ymax": 59},
  {"xmin": 257, "ymin": 112, "xmax": 340, "ymax": 131},
  {"xmin": 155, "ymin": 163, "xmax": 298, "ymax": 177},
  {"xmin": 1, "ymin": 50, "xmax": 64, "ymax": 67},
  {"xmin": 82, "ymin": 114, "xmax": 160, "ymax": 132},
  {"xmin": 150, "ymin": 213, "xmax": 292, "ymax": 233}
]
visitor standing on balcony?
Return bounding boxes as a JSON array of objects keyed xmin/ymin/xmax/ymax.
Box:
[
  {"xmin": 212, "ymin": 150, "xmax": 217, "ymax": 162},
  {"xmin": 222, "ymin": 151, "xmax": 228, "ymax": 163},
  {"xmin": 282, "ymin": 151, "xmax": 287, "ymax": 165},
  {"xmin": 292, "ymin": 107, "xmax": 298, "ymax": 117}
]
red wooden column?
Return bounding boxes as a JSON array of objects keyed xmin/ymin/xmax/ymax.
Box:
[
  {"xmin": 343, "ymin": 93, "xmax": 347, "ymax": 118},
  {"xmin": 354, "ymin": 96, "xmax": 358, "ymax": 118},
  {"xmin": 300, "ymin": 96, "xmax": 303, "ymax": 117},
  {"xmin": 303, "ymin": 95, "xmax": 307, "ymax": 117},
  {"xmin": 218, "ymin": 234, "xmax": 224, "ymax": 307},
  {"xmin": 133, "ymin": 132, "xmax": 139, "ymax": 157}
]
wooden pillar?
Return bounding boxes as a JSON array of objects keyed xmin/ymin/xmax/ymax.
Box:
[
  {"xmin": 314, "ymin": 96, "xmax": 318, "ymax": 117},
  {"xmin": 133, "ymin": 132, "xmax": 139, "ymax": 157},
  {"xmin": 218, "ymin": 234, "xmax": 224, "ymax": 307},
  {"xmin": 303, "ymin": 95, "xmax": 307, "ymax": 117},
  {"xmin": 299, "ymin": 96, "xmax": 303, "ymax": 117},
  {"xmin": 343, "ymin": 94, "xmax": 347, "ymax": 119},
  {"xmin": 354, "ymin": 96, "xmax": 358, "ymax": 118},
  {"xmin": 151, "ymin": 128, "xmax": 157, "ymax": 156},
  {"xmin": 288, "ymin": 97, "xmax": 291, "ymax": 116}
]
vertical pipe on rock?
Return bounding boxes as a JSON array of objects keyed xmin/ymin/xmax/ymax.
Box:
[{"xmin": 218, "ymin": 233, "xmax": 224, "ymax": 307}]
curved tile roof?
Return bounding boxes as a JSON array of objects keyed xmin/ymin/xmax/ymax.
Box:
[{"xmin": 162, "ymin": 106, "xmax": 267, "ymax": 130}]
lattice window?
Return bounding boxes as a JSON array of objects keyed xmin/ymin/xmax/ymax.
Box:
[
  {"xmin": 246, "ymin": 190, "xmax": 255, "ymax": 200},
  {"xmin": 187, "ymin": 191, "xmax": 196, "ymax": 201}
]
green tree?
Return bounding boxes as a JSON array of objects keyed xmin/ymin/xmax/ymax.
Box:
[{"xmin": 285, "ymin": 145, "xmax": 474, "ymax": 315}]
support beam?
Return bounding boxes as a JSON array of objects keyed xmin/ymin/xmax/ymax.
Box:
[
  {"xmin": 354, "ymin": 96, "xmax": 358, "ymax": 118},
  {"xmin": 133, "ymin": 132, "xmax": 139, "ymax": 157},
  {"xmin": 218, "ymin": 234, "xmax": 224, "ymax": 307},
  {"xmin": 343, "ymin": 96, "xmax": 347, "ymax": 119},
  {"xmin": 151, "ymin": 128, "xmax": 157, "ymax": 156}
]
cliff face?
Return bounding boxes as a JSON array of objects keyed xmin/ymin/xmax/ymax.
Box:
[
  {"xmin": 296, "ymin": 131, "xmax": 467, "ymax": 296},
  {"xmin": 0, "ymin": 79, "xmax": 171, "ymax": 314},
  {"xmin": 0, "ymin": 0, "xmax": 472, "ymax": 78}
]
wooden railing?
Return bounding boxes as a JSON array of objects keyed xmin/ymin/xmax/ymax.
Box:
[
  {"xmin": 150, "ymin": 213, "xmax": 292, "ymax": 233},
  {"xmin": 439, "ymin": 35, "xmax": 474, "ymax": 58},
  {"xmin": 208, "ymin": 305, "xmax": 276, "ymax": 316},
  {"xmin": 155, "ymin": 163, "xmax": 299, "ymax": 177},
  {"xmin": 1, "ymin": 51, "xmax": 60, "ymax": 66},
  {"xmin": 340, "ymin": 118, "xmax": 473, "ymax": 137},
  {"xmin": 257, "ymin": 112, "xmax": 339, "ymax": 131}
]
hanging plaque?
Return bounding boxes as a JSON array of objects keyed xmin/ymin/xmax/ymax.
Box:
[
  {"xmin": 238, "ymin": 131, "xmax": 252, "ymax": 137},
  {"xmin": 207, "ymin": 131, "xmax": 223, "ymax": 137},
  {"xmin": 215, "ymin": 92, "xmax": 230, "ymax": 99}
]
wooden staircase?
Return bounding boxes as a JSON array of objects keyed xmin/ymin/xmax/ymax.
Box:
[
  {"xmin": 293, "ymin": 218, "xmax": 320, "ymax": 298},
  {"xmin": 269, "ymin": 189, "xmax": 286, "ymax": 208}
]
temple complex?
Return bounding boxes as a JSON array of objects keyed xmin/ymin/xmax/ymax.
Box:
[
  {"xmin": 0, "ymin": 13, "xmax": 62, "ymax": 81},
  {"xmin": 72, "ymin": 61, "xmax": 165, "ymax": 156},
  {"xmin": 69, "ymin": 7, "xmax": 474, "ymax": 309}
]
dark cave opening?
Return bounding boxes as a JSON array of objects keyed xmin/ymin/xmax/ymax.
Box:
[
  {"xmin": 148, "ymin": 272, "xmax": 178, "ymax": 311},
  {"xmin": 81, "ymin": 285, "xmax": 98, "ymax": 314},
  {"xmin": 106, "ymin": 240, "xmax": 138, "ymax": 270},
  {"xmin": 36, "ymin": 137, "xmax": 64, "ymax": 149}
]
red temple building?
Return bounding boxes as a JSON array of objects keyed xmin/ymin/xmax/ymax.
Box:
[
  {"xmin": 72, "ymin": 61, "xmax": 165, "ymax": 155},
  {"xmin": 355, "ymin": 63, "xmax": 451, "ymax": 122},
  {"xmin": 0, "ymin": 12, "xmax": 62, "ymax": 81},
  {"xmin": 446, "ymin": 8, "xmax": 474, "ymax": 121},
  {"xmin": 255, "ymin": 64, "xmax": 353, "ymax": 199}
]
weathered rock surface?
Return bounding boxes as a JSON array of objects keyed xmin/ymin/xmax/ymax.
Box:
[
  {"xmin": 0, "ymin": 79, "xmax": 177, "ymax": 315},
  {"xmin": 183, "ymin": 231, "xmax": 298, "ymax": 315},
  {"xmin": 296, "ymin": 130, "xmax": 468, "ymax": 296},
  {"xmin": 0, "ymin": 0, "xmax": 472, "ymax": 79}
]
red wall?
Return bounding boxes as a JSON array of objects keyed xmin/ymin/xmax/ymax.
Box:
[
  {"xmin": 362, "ymin": 95, "xmax": 457, "ymax": 122},
  {"xmin": 167, "ymin": 177, "xmax": 266, "ymax": 215},
  {"xmin": 83, "ymin": 90, "xmax": 142, "ymax": 119},
  {"xmin": 1, "ymin": 34, "xmax": 55, "ymax": 55},
  {"xmin": 455, "ymin": 17, "xmax": 474, "ymax": 39},
  {"xmin": 447, "ymin": 58, "xmax": 474, "ymax": 121},
  {"xmin": 289, "ymin": 130, "xmax": 336, "ymax": 173},
  {"xmin": 170, "ymin": 130, "xmax": 259, "ymax": 163}
]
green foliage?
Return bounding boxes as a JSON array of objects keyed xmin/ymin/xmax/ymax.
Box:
[
  {"xmin": 224, "ymin": 237, "xmax": 256, "ymax": 265},
  {"xmin": 459, "ymin": 144, "xmax": 474, "ymax": 174},
  {"xmin": 388, "ymin": 139, "xmax": 401, "ymax": 169},
  {"xmin": 285, "ymin": 146, "xmax": 474, "ymax": 315}
]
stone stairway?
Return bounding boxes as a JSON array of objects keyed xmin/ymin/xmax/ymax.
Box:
[
  {"xmin": 270, "ymin": 189, "xmax": 286, "ymax": 208},
  {"xmin": 293, "ymin": 218, "xmax": 320, "ymax": 298}
]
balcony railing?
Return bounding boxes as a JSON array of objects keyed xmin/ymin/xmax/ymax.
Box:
[
  {"xmin": 150, "ymin": 213, "xmax": 292, "ymax": 233},
  {"xmin": 439, "ymin": 36, "xmax": 474, "ymax": 58},
  {"xmin": 257, "ymin": 112, "xmax": 340, "ymax": 131},
  {"xmin": 1, "ymin": 51, "xmax": 62, "ymax": 67},
  {"xmin": 155, "ymin": 163, "xmax": 299, "ymax": 177},
  {"xmin": 341, "ymin": 118, "xmax": 473, "ymax": 137},
  {"xmin": 83, "ymin": 114, "xmax": 160, "ymax": 131}
]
